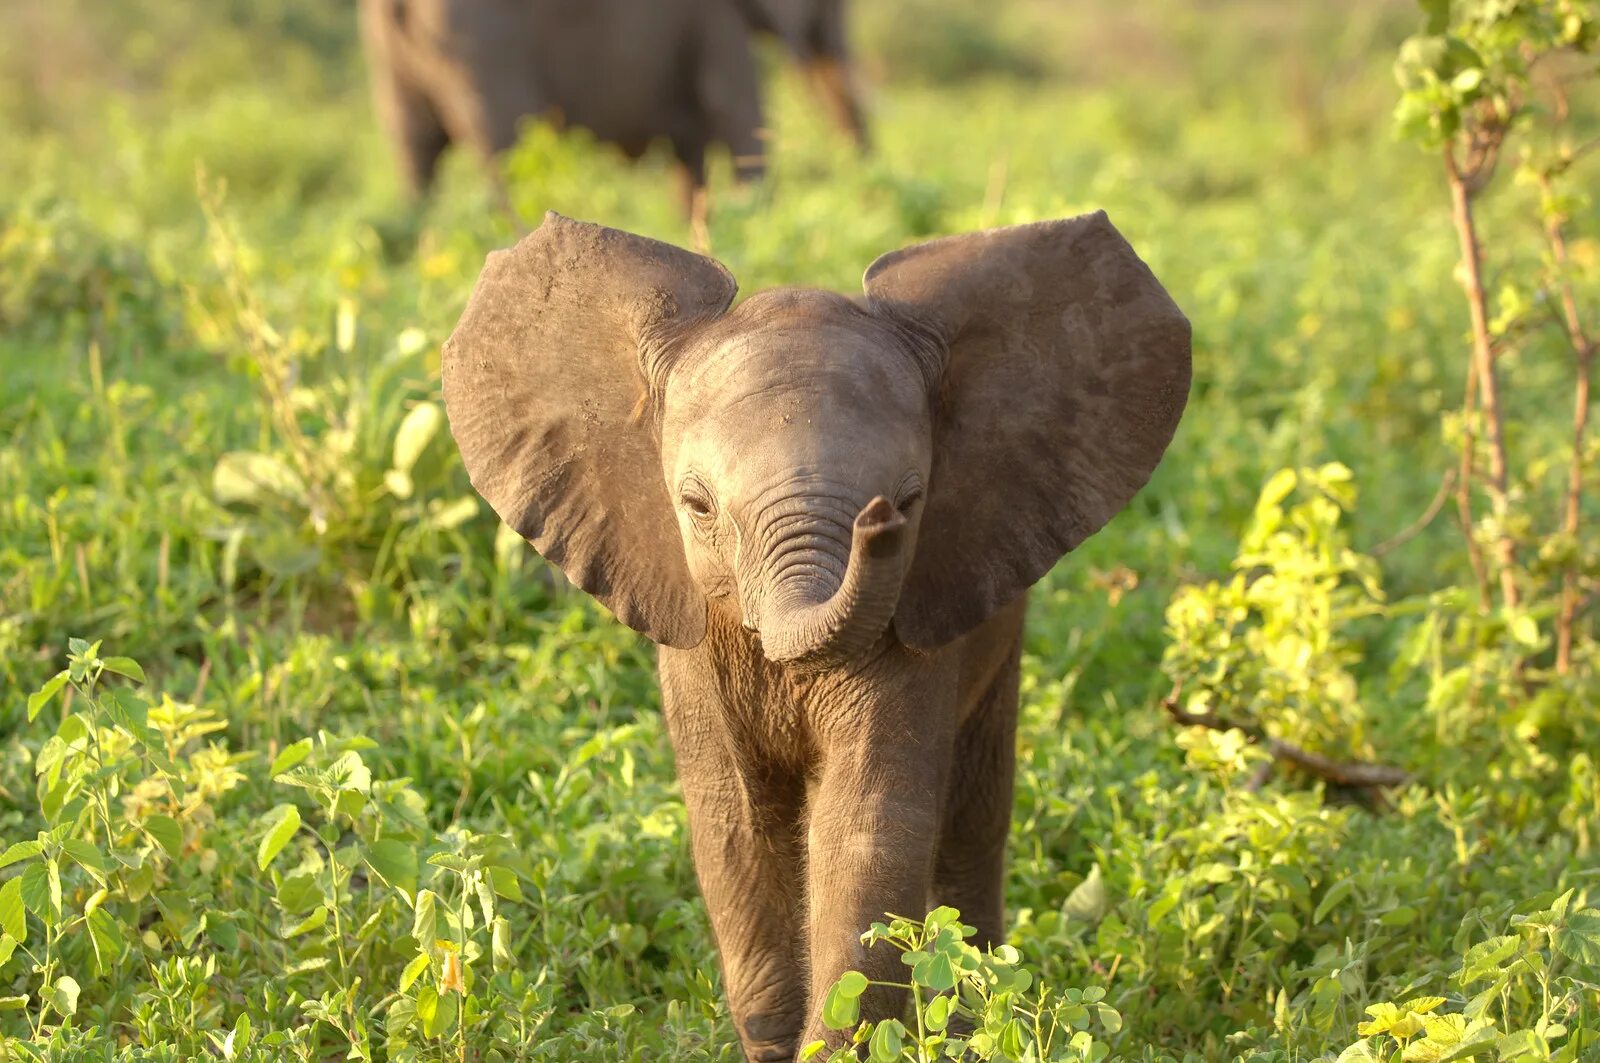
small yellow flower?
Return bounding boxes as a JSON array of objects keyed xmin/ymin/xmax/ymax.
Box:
[{"xmin": 439, "ymin": 949, "xmax": 465, "ymax": 995}]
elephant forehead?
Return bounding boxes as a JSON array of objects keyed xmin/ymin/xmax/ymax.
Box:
[{"xmin": 674, "ymin": 321, "xmax": 928, "ymax": 417}]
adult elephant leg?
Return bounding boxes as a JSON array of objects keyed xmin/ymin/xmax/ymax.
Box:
[
  {"xmin": 801, "ymin": 658, "xmax": 958, "ymax": 1050},
  {"xmin": 696, "ymin": 5, "xmax": 767, "ymax": 184},
  {"xmin": 931, "ymin": 640, "xmax": 1021, "ymax": 949},
  {"xmin": 659, "ymin": 650, "xmax": 806, "ymax": 1062},
  {"xmin": 372, "ymin": 68, "xmax": 449, "ymax": 196},
  {"xmin": 803, "ymin": 56, "xmax": 869, "ymax": 153},
  {"xmin": 803, "ymin": 1, "xmax": 869, "ymax": 151},
  {"xmin": 670, "ymin": 140, "xmax": 711, "ymax": 254}
]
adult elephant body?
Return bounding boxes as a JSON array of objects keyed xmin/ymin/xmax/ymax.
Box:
[
  {"xmin": 359, "ymin": 0, "xmax": 764, "ymax": 201},
  {"xmin": 442, "ymin": 212, "xmax": 1191, "ymax": 1060}
]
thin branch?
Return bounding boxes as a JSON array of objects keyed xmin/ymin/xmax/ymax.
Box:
[
  {"xmin": 1538, "ymin": 172, "xmax": 1597, "ymax": 675},
  {"xmin": 1445, "ymin": 144, "xmax": 1521, "ymax": 612},
  {"xmin": 1371, "ymin": 468, "xmax": 1457, "ymax": 557},
  {"xmin": 1161, "ymin": 688, "xmax": 1412, "ymax": 791}
]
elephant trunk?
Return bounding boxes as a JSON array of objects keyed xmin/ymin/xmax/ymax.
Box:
[{"xmin": 758, "ymin": 496, "xmax": 909, "ymax": 666}]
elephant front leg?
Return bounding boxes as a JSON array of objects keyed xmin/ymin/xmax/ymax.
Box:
[
  {"xmin": 662, "ymin": 681, "xmax": 806, "ymax": 1059},
  {"xmin": 801, "ymin": 719, "xmax": 953, "ymax": 1051},
  {"xmin": 685, "ymin": 782, "xmax": 807, "ymax": 1062}
]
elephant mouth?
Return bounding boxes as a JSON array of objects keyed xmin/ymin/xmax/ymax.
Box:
[{"xmin": 755, "ymin": 496, "xmax": 910, "ymax": 667}]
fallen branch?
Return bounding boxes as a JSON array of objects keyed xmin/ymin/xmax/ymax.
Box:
[{"xmin": 1161, "ymin": 688, "xmax": 1412, "ymax": 791}]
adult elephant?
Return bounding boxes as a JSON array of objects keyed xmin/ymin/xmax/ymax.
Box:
[
  {"xmin": 738, "ymin": 0, "xmax": 869, "ymax": 149},
  {"xmin": 358, "ymin": 0, "xmax": 765, "ymax": 217}
]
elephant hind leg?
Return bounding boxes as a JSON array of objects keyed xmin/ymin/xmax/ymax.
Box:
[
  {"xmin": 373, "ymin": 73, "xmax": 450, "ymax": 197},
  {"xmin": 804, "ymin": 56, "xmax": 870, "ymax": 153},
  {"xmin": 931, "ymin": 644, "xmax": 1020, "ymax": 949},
  {"xmin": 672, "ymin": 141, "xmax": 712, "ymax": 253}
]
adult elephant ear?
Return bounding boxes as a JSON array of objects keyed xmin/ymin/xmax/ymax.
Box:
[
  {"xmin": 864, "ymin": 212, "xmax": 1191, "ymax": 651},
  {"xmin": 442, "ymin": 212, "xmax": 737, "ymax": 648}
]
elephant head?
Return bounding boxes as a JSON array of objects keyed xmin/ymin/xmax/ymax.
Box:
[{"xmin": 442, "ymin": 212, "xmax": 1189, "ymax": 664}]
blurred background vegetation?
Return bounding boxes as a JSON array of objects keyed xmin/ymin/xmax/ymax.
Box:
[{"xmin": 1, "ymin": 0, "xmax": 1597, "ymax": 1059}]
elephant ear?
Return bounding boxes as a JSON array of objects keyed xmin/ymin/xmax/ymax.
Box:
[
  {"xmin": 441, "ymin": 212, "xmax": 736, "ymax": 648},
  {"xmin": 864, "ymin": 211, "xmax": 1191, "ymax": 651}
]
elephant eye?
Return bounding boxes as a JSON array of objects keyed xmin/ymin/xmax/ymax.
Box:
[
  {"xmin": 894, "ymin": 475, "xmax": 925, "ymax": 512},
  {"xmin": 680, "ymin": 484, "xmax": 715, "ymax": 522}
]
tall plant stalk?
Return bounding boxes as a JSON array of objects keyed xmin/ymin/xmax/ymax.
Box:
[
  {"xmin": 1538, "ymin": 172, "xmax": 1597, "ymax": 674},
  {"xmin": 1444, "ymin": 146, "xmax": 1520, "ymax": 613}
]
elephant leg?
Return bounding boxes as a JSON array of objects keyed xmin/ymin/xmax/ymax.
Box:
[
  {"xmin": 931, "ymin": 643, "xmax": 1020, "ymax": 949},
  {"xmin": 803, "ymin": 1, "xmax": 869, "ymax": 152},
  {"xmin": 672, "ymin": 143, "xmax": 712, "ymax": 254},
  {"xmin": 801, "ymin": 675, "xmax": 957, "ymax": 1050},
  {"xmin": 804, "ymin": 56, "xmax": 870, "ymax": 153},
  {"xmin": 373, "ymin": 71, "xmax": 449, "ymax": 196},
  {"xmin": 695, "ymin": 5, "xmax": 767, "ymax": 183},
  {"xmin": 660, "ymin": 660, "xmax": 806, "ymax": 1061}
]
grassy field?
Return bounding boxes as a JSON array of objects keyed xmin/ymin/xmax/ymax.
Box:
[{"xmin": 2, "ymin": 0, "xmax": 1598, "ymax": 1059}]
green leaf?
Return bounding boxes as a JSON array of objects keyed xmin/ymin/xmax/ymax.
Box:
[
  {"xmin": 837, "ymin": 970, "xmax": 869, "ymax": 998},
  {"xmin": 799, "ymin": 1041, "xmax": 828, "ymax": 1061},
  {"xmin": 998, "ymin": 1018, "xmax": 1026, "ymax": 1058},
  {"xmin": 912, "ymin": 951, "xmax": 957, "ymax": 992},
  {"xmin": 20, "ymin": 862, "xmax": 56, "ymax": 924},
  {"xmin": 213, "ymin": 451, "xmax": 306, "ymax": 507},
  {"xmin": 1552, "ymin": 910, "xmax": 1600, "ymax": 967},
  {"xmin": 491, "ymin": 916, "xmax": 512, "ymax": 973},
  {"xmin": 869, "ymin": 1018, "xmax": 905, "ymax": 1061},
  {"xmin": 415, "ymin": 985, "xmax": 442, "ymax": 1038},
  {"xmin": 49, "ymin": 975, "xmax": 79, "ymax": 1018},
  {"xmin": 256, "ymin": 804, "xmax": 301, "ymax": 871},
  {"xmin": 145, "ymin": 815, "xmax": 183, "ymax": 859},
  {"xmin": 925, "ymin": 993, "xmax": 952, "ymax": 1032},
  {"xmin": 269, "ymin": 738, "xmax": 314, "ymax": 777},
  {"xmin": 1314, "ymin": 878, "xmax": 1356, "ymax": 923},
  {"xmin": 822, "ymin": 979, "xmax": 863, "ymax": 1030},
  {"xmin": 1065, "ymin": 864, "xmax": 1108, "ymax": 924},
  {"xmin": 104, "ymin": 688, "xmax": 153, "ymax": 743},
  {"xmin": 281, "ymin": 905, "xmax": 328, "ymax": 938},
  {"xmin": 0, "ymin": 996, "xmax": 28, "ymax": 1011},
  {"xmin": 1459, "ymin": 935, "xmax": 1519, "ymax": 984},
  {"xmin": 0, "ymin": 879, "xmax": 24, "ymax": 942},
  {"xmin": 60, "ymin": 838, "xmax": 106, "ymax": 876},
  {"xmin": 392, "ymin": 401, "xmax": 443, "ymax": 475},
  {"xmin": 87, "ymin": 908, "xmax": 124, "ymax": 974},
  {"xmin": 365, "ymin": 838, "xmax": 419, "ymax": 894},
  {"xmin": 0, "ymin": 934, "xmax": 14, "ymax": 969},
  {"xmin": 100, "ymin": 656, "xmax": 145, "ymax": 683},
  {"xmin": 412, "ymin": 889, "xmax": 438, "ymax": 947},
  {"xmin": 399, "ymin": 950, "xmax": 431, "ymax": 993},
  {"xmin": 475, "ymin": 873, "xmax": 496, "ymax": 926},
  {"xmin": 0, "ymin": 841, "xmax": 43, "ymax": 870},
  {"xmin": 487, "ymin": 864, "xmax": 524, "ymax": 902},
  {"xmin": 27, "ymin": 672, "xmax": 69, "ymax": 721}
]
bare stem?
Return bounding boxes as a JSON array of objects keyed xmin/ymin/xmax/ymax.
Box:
[
  {"xmin": 1455, "ymin": 335, "xmax": 1493, "ymax": 611},
  {"xmin": 1538, "ymin": 173, "xmax": 1597, "ymax": 675},
  {"xmin": 1446, "ymin": 146, "xmax": 1520, "ymax": 612}
]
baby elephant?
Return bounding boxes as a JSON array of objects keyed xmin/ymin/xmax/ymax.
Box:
[
  {"xmin": 359, "ymin": 0, "xmax": 764, "ymax": 210},
  {"xmin": 441, "ymin": 212, "xmax": 1190, "ymax": 1059}
]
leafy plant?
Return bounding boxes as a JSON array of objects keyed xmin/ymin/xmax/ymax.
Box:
[{"xmin": 806, "ymin": 908, "xmax": 1127, "ymax": 1063}]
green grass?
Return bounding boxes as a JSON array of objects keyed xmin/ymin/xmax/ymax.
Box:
[{"xmin": 1, "ymin": 0, "xmax": 1597, "ymax": 1059}]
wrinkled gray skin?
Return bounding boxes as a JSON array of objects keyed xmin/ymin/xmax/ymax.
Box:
[
  {"xmin": 442, "ymin": 212, "xmax": 1190, "ymax": 1060},
  {"xmin": 738, "ymin": 0, "xmax": 868, "ymax": 149},
  {"xmin": 359, "ymin": 0, "xmax": 764, "ymax": 206}
]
